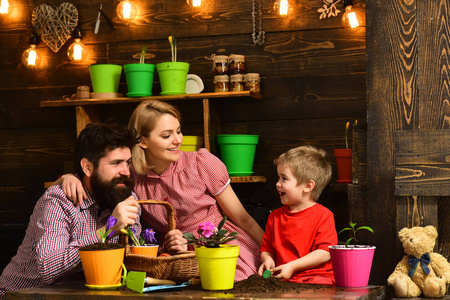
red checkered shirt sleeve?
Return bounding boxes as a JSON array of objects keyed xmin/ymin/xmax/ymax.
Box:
[{"xmin": 35, "ymin": 187, "xmax": 99, "ymax": 284}]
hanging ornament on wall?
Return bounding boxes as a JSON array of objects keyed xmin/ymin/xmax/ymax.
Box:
[
  {"xmin": 317, "ymin": 0, "xmax": 341, "ymax": 19},
  {"xmin": 252, "ymin": 0, "xmax": 265, "ymax": 45},
  {"xmin": 31, "ymin": 3, "xmax": 78, "ymax": 53}
]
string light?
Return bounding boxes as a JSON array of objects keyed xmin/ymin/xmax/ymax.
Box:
[
  {"xmin": 0, "ymin": 0, "xmax": 13, "ymax": 15},
  {"xmin": 187, "ymin": 0, "xmax": 203, "ymax": 8},
  {"xmin": 67, "ymin": 27, "xmax": 87, "ymax": 62},
  {"xmin": 117, "ymin": 0, "xmax": 137, "ymax": 22},
  {"xmin": 342, "ymin": 0, "xmax": 364, "ymax": 30},
  {"xmin": 273, "ymin": 0, "xmax": 291, "ymax": 16},
  {"xmin": 22, "ymin": 35, "xmax": 41, "ymax": 68}
]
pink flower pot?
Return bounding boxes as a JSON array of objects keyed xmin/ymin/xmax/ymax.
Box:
[{"xmin": 329, "ymin": 245, "xmax": 375, "ymax": 287}]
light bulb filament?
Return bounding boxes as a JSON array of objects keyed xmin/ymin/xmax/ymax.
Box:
[
  {"xmin": 28, "ymin": 49, "xmax": 37, "ymax": 66},
  {"xmin": 73, "ymin": 43, "xmax": 82, "ymax": 61},
  {"xmin": 123, "ymin": 1, "xmax": 131, "ymax": 19},
  {"xmin": 279, "ymin": 0, "xmax": 288, "ymax": 16},
  {"xmin": 347, "ymin": 11, "xmax": 359, "ymax": 28},
  {"xmin": 192, "ymin": 0, "xmax": 201, "ymax": 7},
  {"xmin": 0, "ymin": 0, "xmax": 10, "ymax": 14}
]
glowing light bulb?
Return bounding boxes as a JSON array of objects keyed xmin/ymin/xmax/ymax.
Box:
[
  {"xmin": 274, "ymin": 0, "xmax": 291, "ymax": 16},
  {"xmin": 22, "ymin": 44, "xmax": 41, "ymax": 67},
  {"xmin": 117, "ymin": 0, "xmax": 137, "ymax": 22},
  {"xmin": 342, "ymin": 5, "xmax": 364, "ymax": 30},
  {"xmin": 187, "ymin": 0, "xmax": 202, "ymax": 7},
  {"xmin": 0, "ymin": 0, "xmax": 13, "ymax": 15},
  {"xmin": 67, "ymin": 38, "xmax": 87, "ymax": 62}
]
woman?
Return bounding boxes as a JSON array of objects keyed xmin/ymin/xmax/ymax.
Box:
[{"xmin": 57, "ymin": 100, "xmax": 264, "ymax": 281}]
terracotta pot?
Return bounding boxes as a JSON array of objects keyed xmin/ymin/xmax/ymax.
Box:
[
  {"xmin": 79, "ymin": 245, "xmax": 125, "ymax": 289},
  {"xmin": 130, "ymin": 244, "xmax": 159, "ymax": 257},
  {"xmin": 334, "ymin": 149, "xmax": 352, "ymax": 183}
]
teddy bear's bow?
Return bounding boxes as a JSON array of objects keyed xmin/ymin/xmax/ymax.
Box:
[{"xmin": 408, "ymin": 252, "xmax": 431, "ymax": 277}]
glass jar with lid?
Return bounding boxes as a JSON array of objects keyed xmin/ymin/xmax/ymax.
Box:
[
  {"xmin": 228, "ymin": 54, "xmax": 245, "ymax": 74},
  {"xmin": 212, "ymin": 55, "xmax": 228, "ymax": 75},
  {"xmin": 214, "ymin": 75, "xmax": 229, "ymax": 92},
  {"xmin": 244, "ymin": 73, "xmax": 260, "ymax": 93},
  {"xmin": 230, "ymin": 74, "xmax": 245, "ymax": 92}
]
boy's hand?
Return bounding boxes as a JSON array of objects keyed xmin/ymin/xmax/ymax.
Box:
[
  {"xmin": 258, "ymin": 259, "xmax": 275, "ymax": 276},
  {"xmin": 271, "ymin": 262, "xmax": 295, "ymax": 280}
]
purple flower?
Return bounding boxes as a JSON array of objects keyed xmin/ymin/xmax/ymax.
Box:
[
  {"xmin": 198, "ymin": 221, "xmax": 216, "ymax": 238},
  {"xmin": 106, "ymin": 216, "xmax": 117, "ymax": 231},
  {"xmin": 142, "ymin": 228, "xmax": 156, "ymax": 244}
]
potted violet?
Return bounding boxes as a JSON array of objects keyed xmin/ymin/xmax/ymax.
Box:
[
  {"xmin": 156, "ymin": 35, "xmax": 190, "ymax": 95},
  {"xmin": 78, "ymin": 216, "xmax": 126, "ymax": 289},
  {"xmin": 183, "ymin": 216, "xmax": 239, "ymax": 290},
  {"xmin": 122, "ymin": 227, "xmax": 159, "ymax": 257},
  {"xmin": 329, "ymin": 222, "xmax": 375, "ymax": 287}
]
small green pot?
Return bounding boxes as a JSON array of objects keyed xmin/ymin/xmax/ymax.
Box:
[
  {"xmin": 217, "ymin": 134, "xmax": 259, "ymax": 176},
  {"xmin": 89, "ymin": 64, "xmax": 122, "ymax": 93},
  {"xmin": 124, "ymin": 63, "xmax": 156, "ymax": 97},
  {"xmin": 156, "ymin": 62, "xmax": 189, "ymax": 95}
]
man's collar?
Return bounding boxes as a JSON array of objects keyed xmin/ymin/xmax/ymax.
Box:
[{"xmin": 79, "ymin": 187, "xmax": 97, "ymax": 211}]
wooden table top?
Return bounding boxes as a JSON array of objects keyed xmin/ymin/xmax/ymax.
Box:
[{"xmin": 6, "ymin": 281, "xmax": 386, "ymax": 300}]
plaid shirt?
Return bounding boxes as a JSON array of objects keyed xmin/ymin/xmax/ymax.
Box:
[{"xmin": 0, "ymin": 185, "xmax": 141, "ymax": 299}]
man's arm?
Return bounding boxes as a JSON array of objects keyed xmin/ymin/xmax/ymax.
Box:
[{"xmin": 35, "ymin": 189, "xmax": 98, "ymax": 284}]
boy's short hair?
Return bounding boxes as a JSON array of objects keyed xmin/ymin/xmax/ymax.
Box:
[{"xmin": 274, "ymin": 145, "xmax": 332, "ymax": 200}]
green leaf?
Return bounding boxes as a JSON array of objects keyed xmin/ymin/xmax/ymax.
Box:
[
  {"xmin": 345, "ymin": 237, "xmax": 353, "ymax": 247},
  {"xmin": 355, "ymin": 226, "xmax": 374, "ymax": 233},
  {"xmin": 217, "ymin": 216, "xmax": 227, "ymax": 231},
  {"xmin": 228, "ymin": 232, "xmax": 239, "ymax": 237},
  {"xmin": 338, "ymin": 228, "xmax": 352, "ymax": 235}
]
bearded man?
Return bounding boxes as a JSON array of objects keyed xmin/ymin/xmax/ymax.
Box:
[{"xmin": 0, "ymin": 122, "xmax": 141, "ymax": 299}]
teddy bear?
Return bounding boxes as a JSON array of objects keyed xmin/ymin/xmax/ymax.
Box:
[{"xmin": 387, "ymin": 226, "xmax": 450, "ymax": 298}]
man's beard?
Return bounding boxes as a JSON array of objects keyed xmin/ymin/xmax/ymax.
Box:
[{"xmin": 90, "ymin": 171, "xmax": 135, "ymax": 211}]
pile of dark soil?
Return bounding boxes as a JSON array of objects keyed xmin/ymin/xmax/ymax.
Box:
[{"xmin": 228, "ymin": 275, "xmax": 329, "ymax": 294}]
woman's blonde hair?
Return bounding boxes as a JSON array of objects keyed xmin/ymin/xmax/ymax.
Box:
[
  {"xmin": 128, "ymin": 100, "xmax": 181, "ymax": 175},
  {"xmin": 274, "ymin": 145, "xmax": 332, "ymax": 200}
]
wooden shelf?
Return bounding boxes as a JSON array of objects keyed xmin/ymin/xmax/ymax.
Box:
[
  {"xmin": 40, "ymin": 91, "xmax": 265, "ymax": 184},
  {"xmin": 230, "ymin": 176, "xmax": 266, "ymax": 183},
  {"xmin": 40, "ymin": 91, "xmax": 262, "ymax": 107}
]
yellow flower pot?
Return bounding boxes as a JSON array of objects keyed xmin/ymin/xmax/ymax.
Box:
[{"xmin": 195, "ymin": 244, "xmax": 239, "ymax": 290}]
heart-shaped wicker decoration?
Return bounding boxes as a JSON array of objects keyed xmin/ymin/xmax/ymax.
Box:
[{"xmin": 32, "ymin": 3, "xmax": 78, "ymax": 53}]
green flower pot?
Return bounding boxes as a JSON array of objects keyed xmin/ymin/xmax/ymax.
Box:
[
  {"xmin": 124, "ymin": 63, "xmax": 156, "ymax": 97},
  {"xmin": 217, "ymin": 134, "xmax": 259, "ymax": 177},
  {"xmin": 156, "ymin": 62, "xmax": 189, "ymax": 95},
  {"xmin": 89, "ymin": 64, "xmax": 122, "ymax": 93}
]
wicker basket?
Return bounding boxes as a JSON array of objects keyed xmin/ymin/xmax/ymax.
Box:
[{"xmin": 122, "ymin": 200, "xmax": 199, "ymax": 283}]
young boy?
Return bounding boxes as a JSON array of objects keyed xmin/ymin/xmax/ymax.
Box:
[{"xmin": 258, "ymin": 145, "xmax": 338, "ymax": 285}]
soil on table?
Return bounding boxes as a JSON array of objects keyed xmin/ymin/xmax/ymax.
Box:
[
  {"xmin": 229, "ymin": 275, "xmax": 329, "ymax": 294},
  {"xmin": 186, "ymin": 274, "xmax": 330, "ymax": 294}
]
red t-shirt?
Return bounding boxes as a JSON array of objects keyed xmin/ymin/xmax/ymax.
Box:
[{"xmin": 260, "ymin": 203, "xmax": 337, "ymax": 284}]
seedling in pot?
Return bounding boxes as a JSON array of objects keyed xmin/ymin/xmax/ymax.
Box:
[{"xmin": 339, "ymin": 222, "xmax": 373, "ymax": 247}]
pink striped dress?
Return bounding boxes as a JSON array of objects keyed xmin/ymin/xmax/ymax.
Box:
[{"xmin": 130, "ymin": 148, "xmax": 262, "ymax": 281}]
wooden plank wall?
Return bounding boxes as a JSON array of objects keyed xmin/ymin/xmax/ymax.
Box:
[
  {"xmin": 0, "ymin": 0, "xmax": 367, "ymax": 274},
  {"xmin": 367, "ymin": 0, "xmax": 450, "ymax": 297}
]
